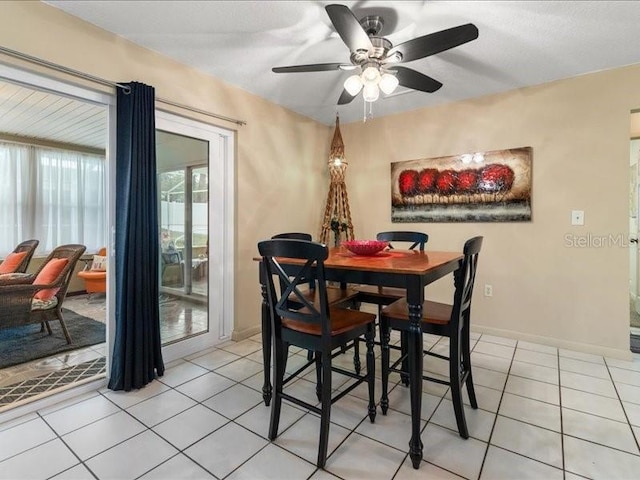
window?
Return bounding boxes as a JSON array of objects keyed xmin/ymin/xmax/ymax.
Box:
[{"xmin": 0, "ymin": 141, "xmax": 106, "ymax": 255}]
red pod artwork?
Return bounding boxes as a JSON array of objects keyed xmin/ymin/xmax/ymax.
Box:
[
  {"xmin": 398, "ymin": 170, "xmax": 419, "ymax": 196},
  {"xmin": 390, "ymin": 147, "xmax": 532, "ymax": 222}
]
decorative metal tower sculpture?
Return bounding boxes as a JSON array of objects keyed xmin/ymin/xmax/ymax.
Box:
[{"xmin": 319, "ymin": 115, "xmax": 355, "ymax": 246}]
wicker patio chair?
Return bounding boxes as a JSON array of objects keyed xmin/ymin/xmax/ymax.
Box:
[
  {"xmin": 0, "ymin": 244, "xmax": 86, "ymax": 344},
  {"xmin": 0, "ymin": 239, "xmax": 39, "ymax": 275}
]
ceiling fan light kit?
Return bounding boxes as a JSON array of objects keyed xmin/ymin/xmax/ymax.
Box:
[{"xmin": 271, "ymin": 4, "xmax": 479, "ymax": 119}]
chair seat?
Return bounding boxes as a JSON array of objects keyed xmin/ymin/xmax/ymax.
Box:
[
  {"xmin": 289, "ymin": 285, "xmax": 360, "ymax": 307},
  {"xmin": 77, "ymin": 270, "xmax": 106, "ymax": 280},
  {"xmin": 0, "ymin": 272, "xmax": 34, "ymax": 285},
  {"xmin": 32, "ymin": 296, "xmax": 59, "ymax": 311},
  {"xmin": 382, "ymin": 298, "xmax": 452, "ymax": 325},
  {"xmin": 78, "ymin": 268, "xmax": 106, "ymax": 293},
  {"xmin": 282, "ymin": 307, "xmax": 376, "ymax": 336}
]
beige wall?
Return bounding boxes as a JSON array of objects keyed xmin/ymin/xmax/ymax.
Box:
[
  {"xmin": 341, "ymin": 65, "xmax": 640, "ymax": 358},
  {"xmin": 0, "ymin": 1, "xmax": 330, "ymax": 339},
  {"xmin": 631, "ymin": 112, "xmax": 640, "ymax": 138},
  {"xmin": 3, "ymin": 2, "xmax": 638, "ymax": 357}
]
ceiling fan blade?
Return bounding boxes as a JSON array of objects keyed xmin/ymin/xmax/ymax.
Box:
[
  {"xmin": 272, "ymin": 63, "xmax": 353, "ymax": 73},
  {"xmin": 325, "ymin": 4, "xmax": 373, "ymax": 53},
  {"xmin": 338, "ymin": 89, "xmax": 358, "ymax": 105},
  {"xmin": 390, "ymin": 66, "xmax": 443, "ymax": 93},
  {"xmin": 387, "ymin": 23, "xmax": 479, "ymax": 63}
]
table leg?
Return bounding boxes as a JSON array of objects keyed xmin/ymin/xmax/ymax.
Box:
[
  {"xmin": 259, "ymin": 264, "xmax": 272, "ymax": 406},
  {"xmin": 408, "ymin": 301, "xmax": 424, "ymax": 469}
]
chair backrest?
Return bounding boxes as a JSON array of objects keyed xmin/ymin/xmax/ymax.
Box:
[
  {"xmin": 452, "ymin": 236, "xmax": 483, "ymax": 327},
  {"xmin": 271, "ymin": 232, "xmax": 313, "ymax": 241},
  {"xmin": 12, "ymin": 239, "xmax": 39, "ymax": 273},
  {"xmin": 35, "ymin": 244, "xmax": 87, "ymax": 301},
  {"xmin": 258, "ymin": 239, "xmax": 331, "ymax": 338},
  {"xmin": 161, "ymin": 251, "xmax": 182, "ymax": 266},
  {"xmin": 54, "ymin": 244, "xmax": 87, "ymax": 301},
  {"xmin": 271, "ymin": 233, "xmax": 314, "ymax": 290},
  {"xmin": 376, "ymin": 231, "xmax": 428, "ymax": 251}
]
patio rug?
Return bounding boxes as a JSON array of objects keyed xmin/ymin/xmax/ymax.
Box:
[{"xmin": 0, "ymin": 309, "xmax": 105, "ymax": 369}]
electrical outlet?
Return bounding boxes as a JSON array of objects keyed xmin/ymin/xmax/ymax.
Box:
[
  {"xmin": 571, "ymin": 210, "xmax": 585, "ymax": 226},
  {"xmin": 484, "ymin": 284, "xmax": 493, "ymax": 297}
]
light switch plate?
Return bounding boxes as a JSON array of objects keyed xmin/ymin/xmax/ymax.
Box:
[{"xmin": 571, "ymin": 210, "xmax": 585, "ymax": 226}]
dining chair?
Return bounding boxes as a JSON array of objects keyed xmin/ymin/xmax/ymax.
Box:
[
  {"xmin": 380, "ymin": 236, "xmax": 483, "ymax": 439},
  {"xmin": 355, "ymin": 231, "xmax": 429, "ymax": 382},
  {"xmin": 272, "ymin": 232, "xmax": 362, "ymax": 366},
  {"xmin": 259, "ymin": 238, "xmax": 377, "ymax": 468},
  {"xmin": 356, "ymin": 231, "xmax": 429, "ymax": 305},
  {"xmin": 272, "ymin": 232, "xmax": 360, "ymax": 307}
]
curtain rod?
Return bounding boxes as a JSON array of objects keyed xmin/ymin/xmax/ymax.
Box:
[{"xmin": 0, "ymin": 45, "xmax": 247, "ymax": 127}]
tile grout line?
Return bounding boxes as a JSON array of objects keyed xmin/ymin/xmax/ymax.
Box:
[
  {"xmin": 3, "ymin": 339, "xmax": 637, "ymax": 480},
  {"xmin": 38, "ymin": 411, "xmax": 100, "ymax": 480},
  {"xmin": 603, "ymin": 356, "xmax": 640, "ymax": 455},
  {"xmin": 557, "ymin": 342, "xmax": 566, "ymax": 480},
  {"xmin": 477, "ymin": 334, "xmax": 517, "ymax": 480}
]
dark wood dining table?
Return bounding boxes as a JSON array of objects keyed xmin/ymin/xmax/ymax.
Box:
[{"xmin": 256, "ymin": 245, "xmax": 463, "ymax": 468}]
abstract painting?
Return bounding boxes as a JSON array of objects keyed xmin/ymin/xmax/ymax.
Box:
[{"xmin": 391, "ymin": 147, "xmax": 532, "ymax": 222}]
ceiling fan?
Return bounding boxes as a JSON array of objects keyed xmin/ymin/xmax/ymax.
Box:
[{"xmin": 272, "ymin": 4, "xmax": 479, "ymax": 105}]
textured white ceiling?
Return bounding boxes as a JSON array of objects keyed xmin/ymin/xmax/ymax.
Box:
[{"xmin": 45, "ymin": 1, "xmax": 640, "ymax": 125}]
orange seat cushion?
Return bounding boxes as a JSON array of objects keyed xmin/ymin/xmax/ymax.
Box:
[
  {"xmin": 78, "ymin": 270, "xmax": 106, "ymax": 293},
  {"xmin": 33, "ymin": 258, "xmax": 68, "ymax": 300},
  {"xmin": 77, "ymin": 271, "xmax": 107, "ymax": 280},
  {"xmin": 0, "ymin": 251, "xmax": 27, "ymax": 274}
]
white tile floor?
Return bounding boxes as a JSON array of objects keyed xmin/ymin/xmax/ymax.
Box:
[{"xmin": 1, "ymin": 332, "xmax": 640, "ymax": 479}]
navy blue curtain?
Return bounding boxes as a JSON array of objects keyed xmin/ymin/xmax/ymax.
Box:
[{"xmin": 108, "ymin": 82, "xmax": 165, "ymax": 391}]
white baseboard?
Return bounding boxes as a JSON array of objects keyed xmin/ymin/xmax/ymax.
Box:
[
  {"xmin": 232, "ymin": 325, "xmax": 261, "ymax": 342},
  {"xmin": 472, "ymin": 325, "xmax": 633, "ymax": 361}
]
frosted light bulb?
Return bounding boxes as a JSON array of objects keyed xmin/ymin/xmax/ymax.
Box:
[
  {"xmin": 363, "ymin": 83, "xmax": 380, "ymax": 102},
  {"xmin": 343, "ymin": 75, "xmax": 363, "ymax": 96},
  {"xmin": 362, "ymin": 66, "xmax": 381, "ymax": 85},
  {"xmin": 379, "ymin": 73, "xmax": 399, "ymax": 94}
]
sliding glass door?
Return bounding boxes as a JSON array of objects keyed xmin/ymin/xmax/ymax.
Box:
[{"xmin": 156, "ymin": 111, "xmax": 234, "ymax": 361}]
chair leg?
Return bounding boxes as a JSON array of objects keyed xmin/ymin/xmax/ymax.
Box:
[
  {"xmin": 365, "ymin": 323, "xmax": 377, "ymax": 422},
  {"xmin": 348, "ymin": 300, "xmax": 364, "ymax": 375},
  {"xmin": 462, "ymin": 320, "xmax": 478, "ymax": 409},
  {"xmin": 449, "ymin": 335, "xmax": 469, "ymax": 439},
  {"xmin": 317, "ymin": 349, "xmax": 332, "ymax": 468},
  {"xmin": 268, "ymin": 339, "xmax": 286, "ymax": 441},
  {"xmin": 315, "ymin": 352, "xmax": 322, "ymax": 402},
  {"xmin": 352, "ymin": 339, "xmax": 361, "ymax": 374},
  {"xmin": 56, "ymin": 309, "xmax": 72, "ymax": 344},
  {"xmin": 400, "ymin": 331, "xmax": 409, "ymax": 386},
  {"xmin": 380, "ymin": 318, "xmax": 391, "ymax": 415}
]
